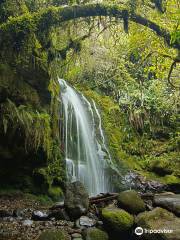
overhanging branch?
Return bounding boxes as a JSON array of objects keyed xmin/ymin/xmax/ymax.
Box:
[{"xmin": 0, "ymin": 4, "xmax": 179, "ymax": 50}]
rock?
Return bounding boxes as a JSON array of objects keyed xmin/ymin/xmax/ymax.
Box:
[
  {"xmin": 0, "ymin": 209, "xmax": 12, "ymax": 218},
  {"xmin": 37, "ymin": 230, "xmax": 70, "ymax": 240},
  {"xmin": 22, "ymin": 219, "xmax": 33, "ymax": 226},
  {"xmin": 72, "ymin": 233, "xmax": 82, "ymax": 238},
  {"xmin": 13, "ymin": 208, "xmax": 24, "ymax": 218},
  {"xmin": 50, "ymin": 201, "xmax": 64, "ymax": 210},
  {"xmin": 32, "ymin": 210, "xmax": 49, "ymax": 221},
  {"xmin": 64, "ymin": 181, "xmax": 89, "ymax": 219},
  {"xmin": 97, "ymin": 221, "xmax": 103, "ymax": 226},
  {"xmin": 79, "ymin": 216, "xmax": 96, "ymax": 227},
  {"xmin": 83, "ymin": 228, "xmax": 109, "ymax": 240},
  {"xmin": 154, "ymin": 194, "xmax": 180, "ymax": 216},
  {"xmin": 101, "ymin": 207, "xmax": 134, "ymax": 234},
  {"xmin": 136, "ymin": 207, "xmax": 180, "ymax": 240},
  {"xmin": 123, "ymin": 171, "xmax": 167, "ymax": 192},
  {"xmin": 48, "ymin": 209, "xmax": 70, "ymax": 221},
  {"xmin": 117, "ymin": 190, "xmax": 146, "ymax": 214}
]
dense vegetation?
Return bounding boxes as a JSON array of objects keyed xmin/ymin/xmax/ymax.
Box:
[{"xmin": 0, "ymin": 0, "xmax": 179, "ymax": 198}]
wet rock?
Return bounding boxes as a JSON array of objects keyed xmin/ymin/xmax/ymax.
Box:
[
  {"xmin": 13, "ymin": 208, "xmax": 25, "ymax": 218},
  {"xmin": 50, "ymin": 201, "xmax": 64, "ymax": 210},
  {"xmin": 97, "ymin": 221, "xmax": 103, "ymax": 226},
  {"xmin": 82, "ymin": 228, "xmax": 109, "ymax": 240},
  {"xmin": 32, "ymin": 210, "xmax": 49, "ymax": 221},
  {"xmin": 154, "ymin": 194, "xmax": 180, "ymax": 216},
  {"xmin": 101, "ymin": 207, "xmax": 134, "ymax": 234},
  {"xmin": 78, "ymin": 216, "xmax": 96, "ymax": 227},
  {"xmin": 22, "ymin": 219, "xmax": 33, "ymax": 226},
  {"xmin": 136, "ymin": 207, "xmax": 180, "ymax": 240},
  {"xmin": 117, "ymin": 190, "xmax": 146, "ymax": 214},
  {"xmin": 37, "ymin": 230, "xmax": 70, "ymax": 240},
  {"xmin": 123, "ymin": 171, "xmax": 167, "ymax": 192},
  {"xmin": 0, "ymin": 209, "xmax": 12, "ymax": 218},
  {"xmin": 64, "ymin": 181, "xmax": 89, "ymax": 219},
  {"xmin": 72, "ymin": 233, "xmax": 82, "ymax": 239},
  {"xmin": 48, "ymin": 209, "xmax": 70, "ymax": 221}
]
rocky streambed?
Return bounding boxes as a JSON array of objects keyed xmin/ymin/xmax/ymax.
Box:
[{"xmin": 0, "ymin": 181, "xmax": 180, "ymax": 240}]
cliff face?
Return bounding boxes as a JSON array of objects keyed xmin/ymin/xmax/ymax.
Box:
[{"xmin": 0, "ymin": 0, "xmax": 65, "ymax": 199}]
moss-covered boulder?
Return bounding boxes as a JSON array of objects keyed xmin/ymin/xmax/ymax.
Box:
[
  {"xmin": 117, "ymin": 190, "xmax": 146, "ymax": 214},
  {"xmin": 101, "ymin": 207, "xmax": 134, "ymax": 234},
  {"xmin": 37, "ymin": 230, "xmax": 70, "ymax": 240},
  {"xmin": 136, "ymin": 207, "xmax": 180, "ymax": 240},
  {"xmin": 83, "ymin": 228, "xmax": 109, "ymax": 240}
]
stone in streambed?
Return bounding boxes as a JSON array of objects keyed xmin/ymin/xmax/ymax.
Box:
[
  {"xmin": 82, "ymin": 228, "xmax": 109, "ymax": 240},
  {"xmin": 101, "ymin": 207, "xmax": 134, "ymax": 234},
  {"xmin": 136, "ymin": 207, "xmax": 180, "ymax": 240},
  {"xmin": 13, "ymin": 208, "xmax": 25, "ymax": 218},
  {"xmin": 22, "ymin": 219, "xmax": 33, "ymax": 226},
  {"xmin": 154, "ymin": 194, "xmax": 180, "ymax": 216},
  {"xmin": 64, "ymin": 181, "xmax": 89, "ymax": 219},
  {"xmin": 32, "ymin": 210, "xmax": 49, "ymax": 221},
  {"xmin": 79, "ymin": 216, "xmax": 96, "ymax": 227},
  {"xmin": 117, "ymin": 190, "xmax": 146, "ymax": 214},
  {"xmin": 37, "ymin": 230, "xmax": 70, "ymax": 240}
]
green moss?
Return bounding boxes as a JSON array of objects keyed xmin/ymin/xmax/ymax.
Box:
[
  {"xmin": 101, "ymin": 207, "xmax": 134, "ymax": 233},
  {"xmin": 117, "ymin": 190, "xmax": 145, "ymax": 214},
  {"xmin": 85, "ymin": 228, "xmax": 109, "ymax": 240},
  {"xmin": 48, "ymin": 186, "xmax": 63, "ymax": 201},
  {"xmin": 37, "ymin": 230, "xmax": 70, "ymax": 240}
]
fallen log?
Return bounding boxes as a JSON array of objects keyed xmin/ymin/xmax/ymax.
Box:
[{"xmin": 89, "ymin": 193, "xmax": 119, "ymax": 204}]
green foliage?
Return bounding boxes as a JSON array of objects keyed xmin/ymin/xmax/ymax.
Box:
[{"xmin": 1, "ymin": 99, "xmax": 53, "ymax": 158}]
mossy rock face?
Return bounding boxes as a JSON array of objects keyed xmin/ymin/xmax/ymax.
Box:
[
  {"xmin": 117, "ymin": 190, "xmax": 146, "ymax": 214},
  {"xmin": 83, "ymin": 228, "xmax": 109, "ymax": 240},
  {"xmin": 136, "ymin": 207, "xmax": 180, "ymax": 240},
  {"xmin": 101, "ymin": 207, "xmax": 134, "ymax": 234},
  {"xmin": 37, "ymin": 230, "xmax": 70, "ymax": 240}
]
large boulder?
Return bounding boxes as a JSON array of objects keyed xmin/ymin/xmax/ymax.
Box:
[
  {"xmin": 154, "ymin": 194, "xmax": 180, "ymax": 216},
  {"xmin": 64, "ymin": 181, "xmax": 89, "ymax": 219},
  {"xmin": 117, "ymin": 190, "xmax": 146, "ymax": 214},
  {"xmin": 136, "ymin": 207, "xmax": 180, "ymax": 240},
  {"xmin": 37, "ymin": 230, "xmax": 70, "ymax": 240},
  {"xmin": 83, "ymin": 228, "xmax": 109, "ymax": 240},
  {"xmin": 101, "ymin": 207, "xmax": 134, "ymax": 234}
]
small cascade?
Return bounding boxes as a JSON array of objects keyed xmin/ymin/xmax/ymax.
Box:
[{"xmin": 59, "ymin": 79, "xmax": 113, "ymax": 196}]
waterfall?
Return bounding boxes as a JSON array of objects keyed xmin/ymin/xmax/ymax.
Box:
[{"xmin": 59, "ymin": 79, "xmax": 113, "ymax": 196}]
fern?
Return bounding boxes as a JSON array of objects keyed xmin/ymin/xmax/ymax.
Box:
[{"xmin": 1, "ymin": 99, "xmax": 53, "ymax": 159}]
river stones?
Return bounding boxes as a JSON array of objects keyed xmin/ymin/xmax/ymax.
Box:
[
  {"xmin": 83, "ymin": 228, "xmax": 109, "ymax": 240},
  {"xmin": 101, "ymin": 207, "xmax": 134, "ymax": 234},
  {"xmin": 136, "ymin": 207, "xmax": 180, "ymax": 240},
  {"xmin": 64, "ymin": 181, "xmax": 89, "ymax": 219},
  {"xmin": 37, "ymin": 230, "xmax": 70, "ymax": 240},
  {"xmin": 154, "ymin": 194, "xmax": 180, "ymax": 216},
  {"xmin": 117, "ymin": 190, "xmax": 146, "ymax": 214}
]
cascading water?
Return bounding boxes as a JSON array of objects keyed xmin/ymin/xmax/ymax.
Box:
[{"xmin": 59, "ymin": 79, "xmax": 113, "ymax": 196}]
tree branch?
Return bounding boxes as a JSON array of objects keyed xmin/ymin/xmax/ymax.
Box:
[{"xmin": 0, "ymin": 4, "xmax": 179, "ymax": 50}]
